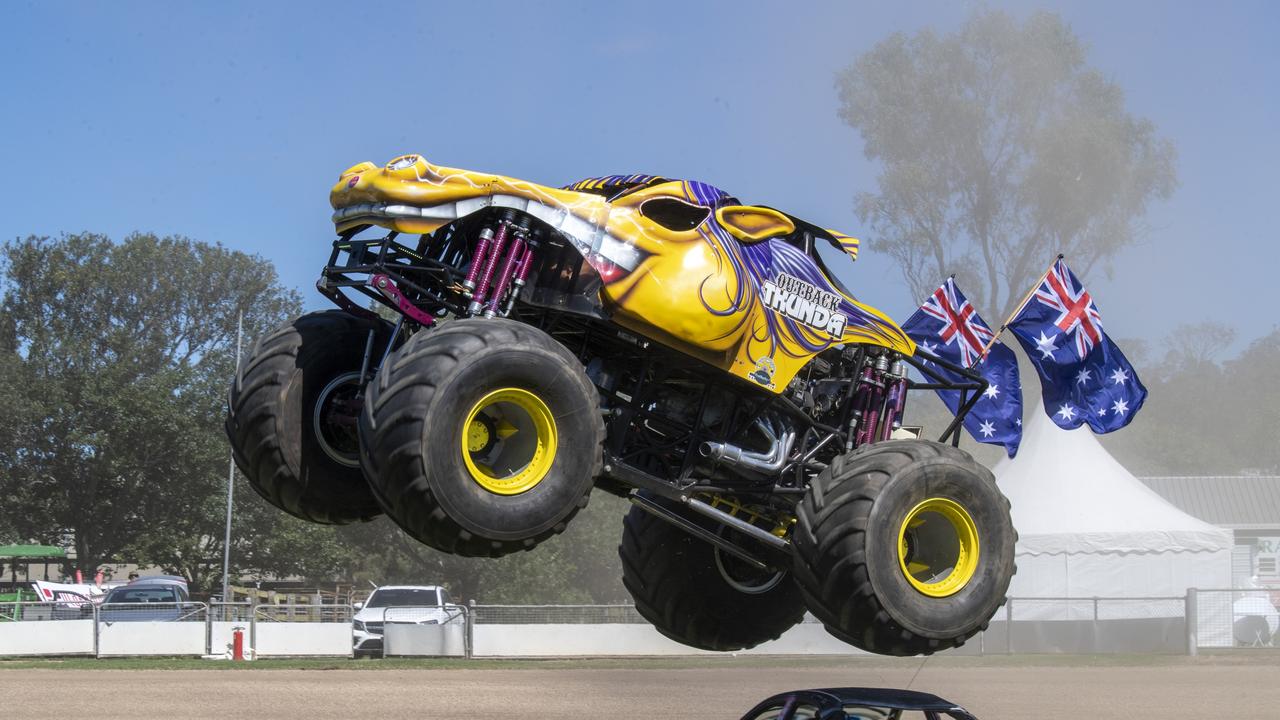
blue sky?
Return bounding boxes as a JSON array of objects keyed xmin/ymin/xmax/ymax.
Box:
[{"xmin": 5, "ymin": 1, "xmax": 1277, "ymax": 355}]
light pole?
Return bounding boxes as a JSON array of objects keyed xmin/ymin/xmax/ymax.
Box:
[{"xmin": 221, "ymin": 311, "xmax": 242, "ymax": 605}]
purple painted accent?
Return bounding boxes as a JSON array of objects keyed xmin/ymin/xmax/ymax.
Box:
[
  {"xmin": 370, "ymin": 274, "xmax": 435, "ymax": 327},
  {"xmin": 464, "ymin": 226, "xmax": 499, "ymax": 289},
  {"xmin": 729, "ymin": 235, "xmax": 906, "ymax": 358},
  {"xmin": 485, "ymin": 237, "xmax": 526, "ymax": 315},
  {"xmin": 473, "ymin": 222, "xmax": 510, "ymax": 304}
]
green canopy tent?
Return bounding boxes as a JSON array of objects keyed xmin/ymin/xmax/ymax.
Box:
[{"xmin": 0, "ymin": 544, "xmax": 67, "ymax": 584}]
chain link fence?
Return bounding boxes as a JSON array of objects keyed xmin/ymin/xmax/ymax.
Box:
[
  {"xmin": 0, "ymin": 600, "xmax": 90, "ymax": 622},
  {"xmin": 472, "ymin": 604, "xmax": 646, "ymax": 624},
  {"xmin": 210, "ymin": 601, "xmax": 254, "ymax": 622},
  {"xmin": 253, "ymin": 603, "xmax": 353, "ymax": 623},
  {"xmin": 250, "ymin": 603, "xmax": 355, "ymax": 657},
  {"xmin": 97, "ymin": 601, "xmax": 207, "ymax": 623},
  {"xmin": 382, "ymin": 605, "xmax": 467, "ymax": 624},
  {"xmin": 1097, "ymin": 597, "xmax": 1187, "ymax": 620},
  {"xmin": 1005, "ymin": 596, "xmax": 1185, "ymax": 622},
  {"xmin": 3, "ymin": 594, "xmax": 1278, "ymax": 657},
  {"xmin": 992, "ymin": 596, "xmax": 1189, "ymax": 654},
  {"xmin": 1192, "ymin": 589, "xmax": 1278, "ymax": 649}
]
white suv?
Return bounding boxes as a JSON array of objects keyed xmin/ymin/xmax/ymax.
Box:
[{"xmin": 352, "ymin": 585, "xmax": 459, "ymax": 657}]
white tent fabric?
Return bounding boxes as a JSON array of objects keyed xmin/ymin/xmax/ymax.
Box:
[{"xmin": 993, "ymin": 405, "xmax": 1232, "ymax": 602}]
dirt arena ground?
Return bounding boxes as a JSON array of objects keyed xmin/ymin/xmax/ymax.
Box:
[{"xmin": 1, "ymin": 654, "xmax": 1275, "ymax": 719}]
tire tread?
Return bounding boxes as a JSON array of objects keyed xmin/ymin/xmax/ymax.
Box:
[{"xmin": 359, "ymin": 319, "xmax": 604, "ymax": 557}]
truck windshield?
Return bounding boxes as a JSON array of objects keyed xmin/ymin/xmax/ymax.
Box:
[{"xmin": 366, "ymin": 589, "xmax": 440, "ymax": 607}]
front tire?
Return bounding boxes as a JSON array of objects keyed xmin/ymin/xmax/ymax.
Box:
[
  {"xmin": 225, "ymin": 311, "xmax": 390, "ymax": 525},
  {"xmin": 792, "ymin": 440, "xmax": 1015, "ymax": 656},
  {"xmin": 620, "ymin": 496, "xmax": 806, "ymax": 651},
  {"xmin": 359, "ymin": 318, "xmax": 603, "ymax": 557}
]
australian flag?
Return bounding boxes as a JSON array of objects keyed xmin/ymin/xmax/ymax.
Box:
[
  {"xmin": 1008, "ymin": 259, "xmax": 1147, "ymax": 432},
  {"xmin": 902, "ymin": 279, "xmax": 1023, "ymax": 457}
]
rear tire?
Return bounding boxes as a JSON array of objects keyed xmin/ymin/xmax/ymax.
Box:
[
  {"xmin": 792, "ymin": 440, "xmax": 1015, "ymax": 656},
  {"xmin": 359, "ymin": 318, "xmax": 603, "ymax": 557},
  {"xmin": 620, "ymin": 496, "xmax": 806, "ymax": 651},
  {"xmin": 225, "ymin": 311, "xmax": 390, "ymax": 525}
]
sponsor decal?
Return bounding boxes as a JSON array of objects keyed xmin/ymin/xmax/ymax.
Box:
[
  {"xmin": 749, "ymin": 356, "xmax": 776, "ymax": 387},
  {"xmin": 761, "ymin": 273, "xmax": 848, "ymax": 338}
]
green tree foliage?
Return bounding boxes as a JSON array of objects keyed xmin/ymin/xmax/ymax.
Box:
[
  {"xmin": 838, "ymin": 9, "xmax": 1177, "ymax": 317},
  {"xmin": 1102, "ymin": 324, "xmax": 1279, "ymax": 476},
  {"xmin": 904, "ymin": 319, "xmax": 1280, "ymax": 478},
  {"xmin": 324, "ymin": 493, "xmax": 630, "ymax": 604},
  {"xmin": 0, "ymin": 231, "xmax": 631, "ymax": 601},
  {"xmin": 0, "ymin": 233, "xmax": 301, "ymax": 584}
]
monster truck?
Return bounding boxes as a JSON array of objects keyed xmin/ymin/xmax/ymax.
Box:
[{"xmin": 225, "ymin": 154, "xmax": 1015, "ymax": 656}]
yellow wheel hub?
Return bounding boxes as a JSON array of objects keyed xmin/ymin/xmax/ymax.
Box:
[
  {"xmin": 897, "ymin": 497, "xmax": 980, "ymax": 598},
  {"xmin": 466, "ymin": 418, "xmax": 491, "ymax": 453},
  {"xmin": 461, "ymin": 387, "xmax": 557, "ymax": 496}
]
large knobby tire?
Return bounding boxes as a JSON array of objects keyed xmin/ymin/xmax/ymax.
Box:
[
  {"xmin": 620, "ymin": 496, "xmax": 806, "ymax": 651},
  {"xmin": 792, "ymin": 440, "xmax": 1015, "ymax": 656},
  {"xmin": 359, "ymin": 318, "xmax": 603, "ymax": 557},
  {"xmin": 225, "ymin": 311, "xmax": 390, "ymax": 524}
]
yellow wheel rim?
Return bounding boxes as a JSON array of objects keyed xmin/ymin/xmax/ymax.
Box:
[
  {"xmin": 461, "ymin": 387, "xmax": 557, "ymax": 496},
  {"xmin": 897, "ymin": 497, "xmax": 980, "ymax": 598}
]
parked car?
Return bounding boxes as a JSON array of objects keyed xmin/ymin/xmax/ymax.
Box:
[
  {"xmin": 739, "ymin": 688, "xmax": 977, "ymax": 720},
  {"xmin": 95, "ymin": 582, "xmax": 199, "ymax": 623},
  {"xmin": 127, "ymin": 575, "xmax": 190, "ymax": 590},
  {"xmin": 352, "ymin": 585, "xmax": 459, "ymax": 657}
]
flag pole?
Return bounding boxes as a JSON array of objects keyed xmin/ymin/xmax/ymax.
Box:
[{"xmin": 973, "ymin": 254, "xmax": 1063, "ymax": 365}]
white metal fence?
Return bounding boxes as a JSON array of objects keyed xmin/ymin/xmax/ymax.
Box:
[
  {"xmin": 0, "ymin": 591, "xmax": 1275, "ymax": 658},
  {"xmin": 0, "ymin": 601, "xmax": 96, "ymax": 656},
  {"xmin": 473, "ymin": 604, "xmax": 646, "ymax": 624},
  {"xmin": 378, "ymin": 605, "xmax": 469, "ymax": 657},
  {"xmin": 251, "ymin": 603, "xmax": 354, "ymax": 657},
  {"xmin": 0, "ymin": 601, "xmax": 356, "ymax": 658}
]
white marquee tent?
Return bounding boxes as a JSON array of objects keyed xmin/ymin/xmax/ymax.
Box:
[{"xmin": 993, "ymin": 405, "xmax": 1232, "ymax": 604}]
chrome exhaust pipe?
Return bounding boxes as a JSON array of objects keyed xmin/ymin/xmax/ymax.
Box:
[{"xmin": 700, "ymin": 416, "xmax": 795, "ymax": 474}]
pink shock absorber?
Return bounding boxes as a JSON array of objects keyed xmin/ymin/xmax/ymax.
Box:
[
  {"xmin": 514, "ymin": 242, "xmax": 536, "ymax": 284},
  {"xmin": 469, "ymin": 221, "xmax": 510, "ymax": 313},
  {"xmin": 879, "ymin": 377, "xmax": 908, "ymax": 442},
  {"xmin": 463, "ymin": 226, "xmax": 496, "ymax": 295},
  {"xmin": 859, "ymin": 404, "xmax": 882, "ymax": 447},
  {"xmin": 893, "ymin": 376, "xmax": 908, "ymax": 422},
  {"xmin": 847, "ymin": 368, "xmax": 876, "ymax": 449},
  {"xmin": 484, "ymin": 236, "xmax": 526, "ymax": 317},
  {"xmin": 499, "ymin": 243, "xmax": 537, "ymax": 317},
  {"xmin": 857, "ymin": 367, "xmax": 889, "ymax": 446}
]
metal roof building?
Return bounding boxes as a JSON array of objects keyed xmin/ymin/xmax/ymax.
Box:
[
  {"xmin": 1140, "ymin": 476, "xmax": 1280, "ymax": 531},
  {"xmin": 1140, "ymin": 476, "xmax": 1280, "ymax": 586}
]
